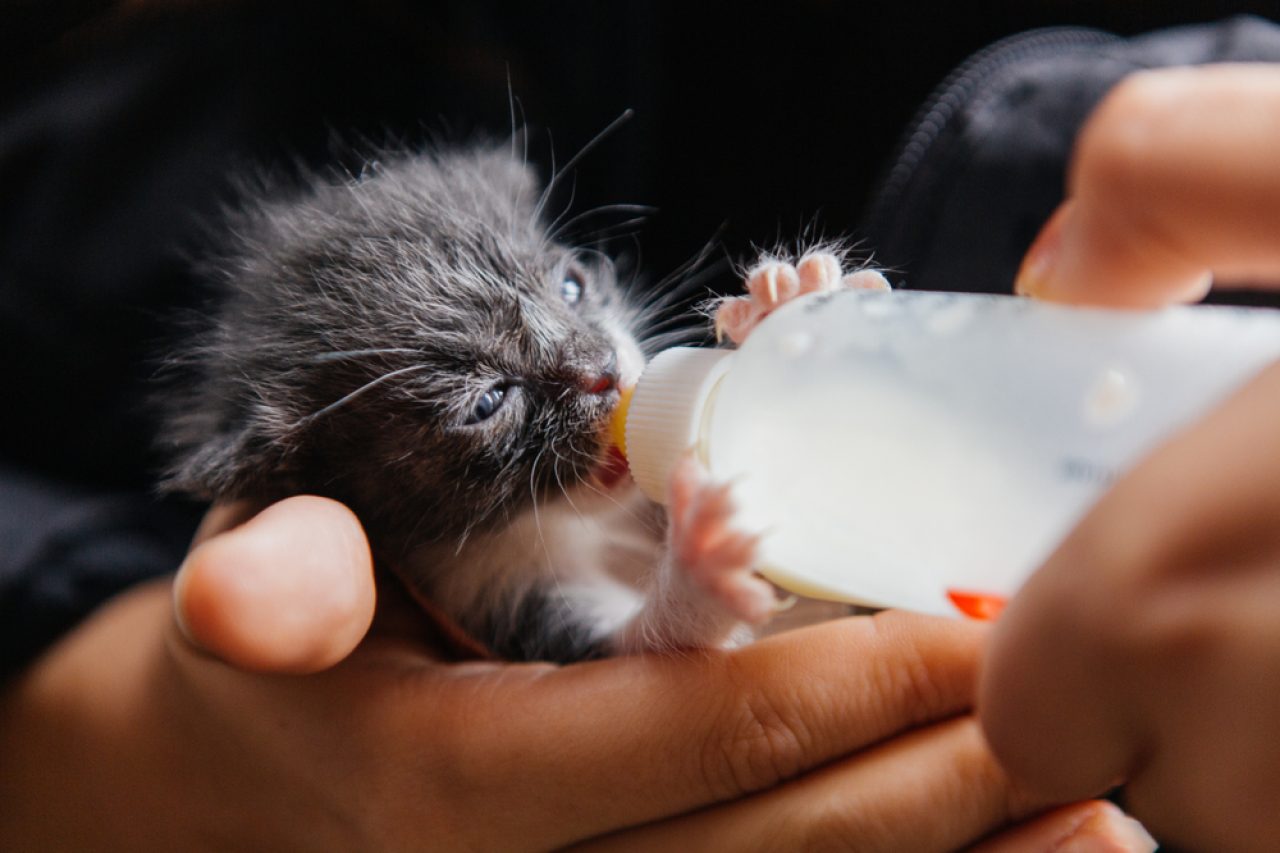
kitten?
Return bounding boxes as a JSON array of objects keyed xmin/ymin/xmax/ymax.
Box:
[{"xmin": 162, "ymin": 144, "xmax": 885, "ymax": 661}]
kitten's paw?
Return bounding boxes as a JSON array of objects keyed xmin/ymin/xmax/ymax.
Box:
[
  {"xmin": 715, "ymin": 251, "xmax": 890, "ymax": 345},
  {"xmin": 666, "ymin": 451, "xmax": 775, "ymax": 625},
  {"xmin": 841, "ymin": 267, "xmax": 893, "ymax": 292}
]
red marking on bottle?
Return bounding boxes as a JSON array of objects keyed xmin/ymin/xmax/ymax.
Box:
[{"xmin": 946, "ymin": 589, "xmax": 1008, "ymax": 621}]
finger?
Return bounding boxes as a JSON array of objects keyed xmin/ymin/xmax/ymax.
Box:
[
  {"xmin": 574, "ymin": 718, "xmax": 1054, "ymax": 852},
  {"xmin": 173, "ymin": 495, "xmax": 376, "ymax": 673},
  {"xmin": 390, "ymin": 611, "xmax": 998, "ymax": 848},
  {"xmin": 970, "ymin": 801, "xmax": 1157, "ymax": 853},
  {"xmin": 980, "ymin": 361, "xmax": 1280, "ymax": 800},
  {"xmin": 1016, "ymin": 65, "xmax": 1280, "ymax": 306},
  {"xmin": 189, "ymin": 499, "xmax": 264, "ymax": 547}
]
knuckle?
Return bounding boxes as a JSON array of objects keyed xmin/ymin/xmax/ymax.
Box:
[
  {"xmin": 792, "ymin": 791, "xmax": 883, "ymax": 852},
  {"xmin": 864, "ymin": 611, "xmax": 950, "ymax": 723},
  {"xmin": 1075, "ymin": 71, "xmax": 1176, "ymax": 198},
  {"xmin": 699, "ymin": 668, "xmax": 812, "ymax": 797}
]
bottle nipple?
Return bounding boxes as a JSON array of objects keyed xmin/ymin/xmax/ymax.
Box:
[
  {"xmin": 612, "ymin": 346, "xmax": 734, "ymax": 503},
  {"xmin": 610, "ymin": 385, "xmax": 635, "ymax": 458}
]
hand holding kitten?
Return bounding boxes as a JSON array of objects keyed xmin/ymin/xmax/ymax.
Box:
[{"xmin": 122, "ymin": 495, "xmax": 1148, "ymax": 851}]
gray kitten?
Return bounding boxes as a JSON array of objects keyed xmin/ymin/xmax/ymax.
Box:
[{"xmin": 162, "ymin": 144, "xmax": 797, "ymax": 662}]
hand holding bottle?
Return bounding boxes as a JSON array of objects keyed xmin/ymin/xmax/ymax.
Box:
[{"xmin": 983, "ymin": 64, "xmax": 1280, "ymax": 851}]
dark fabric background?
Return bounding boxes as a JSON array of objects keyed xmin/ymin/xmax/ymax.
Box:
[{"xmin": 3, "ymin": 0, "xmax": 1278, "ymax": 675}]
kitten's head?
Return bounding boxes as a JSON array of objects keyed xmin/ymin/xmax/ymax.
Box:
[{"xmin": 163, "ymin": 145, "xmax": 645, "ymax": 553}]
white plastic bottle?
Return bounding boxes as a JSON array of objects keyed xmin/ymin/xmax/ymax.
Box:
[{"xmin": 622, "ymin": 289, "xmax": 1280, "ymax": 618}]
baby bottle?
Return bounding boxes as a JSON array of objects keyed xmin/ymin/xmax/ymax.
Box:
[{"xmin": 619, "ymin": 289, "xmax": 1280, "ymax": 618}]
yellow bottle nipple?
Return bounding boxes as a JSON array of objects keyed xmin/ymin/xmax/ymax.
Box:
[{"xmin": 609, "ymin": 385, "xmax": 635, "ymax": 458}]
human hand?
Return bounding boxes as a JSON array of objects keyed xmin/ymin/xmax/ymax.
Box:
[
  {"xmin": 984, "ymin": 64, "xmax": 1280, "ymax": 851},
  {"xmin": 178, "ymin": 498, "xmax": 1158, "ymax": 850},
  {"xmin": 1013, "ymin": 64, "xmax": 1280, "ymax": 308},
  {"xmin": 1, "ymin": 496, "xmax": 1153, "ymax": 851}
]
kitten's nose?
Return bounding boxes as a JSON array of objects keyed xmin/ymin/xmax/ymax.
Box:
[{"xmin": 580, "ymin": 354, "xmax": 619, "ymax": 395}]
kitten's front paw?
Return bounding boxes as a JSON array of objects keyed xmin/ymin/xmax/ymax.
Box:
[
  {"xmin": 666, "ymin": 451, "xmax": 775, "ymax": 625},
  {"xmin": 715, "ymin": 251, "xmax": 890, "ymax": 345}
]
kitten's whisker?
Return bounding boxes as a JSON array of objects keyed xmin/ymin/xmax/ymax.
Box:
[
  {"xmin": 639, "ymin": 273, "xmax": 718, "ymax": 320},
  {"xmin": 534, "ymin": 129, "xmax": 559, "ymax": 228},
  {"xmin": 528, "ymin": 446, "xmax": 552, "ymax": 568},
  {"xmin": 309, "ymin": 348, "xmax": 419, "ymax": 363},
  {"xmin": 576, "ymin": 479, "xmax": 663, "ymax": 536},
  {"xmin": 640, "ymin": 330, "xmax": 710, "ymax": 357},
  {"xmin": 542, "ymin": 174, "xmax": 579, "ymax": 246},
  {"xmin": 549, "ymin": 204, "xmax": 655, "ymax": 243},
  {"xmin": 646, "ymin": 231, "xmax": 723, "ymax": 288},
  {"xmin": 506, "ymin": 67, "xmax": 522, "ymax": 168},
  {"xmin": 637, "ymin": 251, "xmax": 725, "ymax": 319},
  {"xmin": 453, "ymin": 526, "xmax": 473, "ymax": 557},
  {"xmin": 548, "ymin": 446, "xmax": 581, "ymax": 517},
  {"xmin": 294, "ymin": 364, "xmax": 428, "ymax": 427},
  {"xmin": 627, "ymin": 282, "xmax": 720, "ymax": 344},
  {"xmin": 566, "ymin": 217, "xmax": 650, "ymax": 246},
  {"xmin": 636, "ymin": 312, "xmax": 707, "ymax": 337},
  {"xmin": 644, "ymin": 328, "xmax": 710, "ymax": 347},
  {"xmin": 633, "ymin": 302, "xmax": 711, "ymax": 342},
  {"xmin": 532, "ymin": 109, "xmax": 634, "ymax": 225}
]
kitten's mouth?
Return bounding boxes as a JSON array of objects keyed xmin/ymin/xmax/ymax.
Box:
[
  {"xmin": 593, "ymin": 444, "xmax": 630, "ymax": 490},
  {"xmin": 589, "ymin": 373, "xmax": 638, "ymax": 491}
]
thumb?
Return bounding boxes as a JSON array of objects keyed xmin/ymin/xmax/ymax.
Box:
[
  {"xmin": 173, "ymin": 496, "xmax": 376, "ymax": 673},
  {"xmin": 1015, "ymin": 65, "xmax": 1280, "ymax": 307}
]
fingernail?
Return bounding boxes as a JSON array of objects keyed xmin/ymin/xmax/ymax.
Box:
[
  {"xmin": 1015, "ymin": 201, "xmax": 1073, "ymax": 299},
  {"xmin": 1121, "ymin": 817, "xmax": 1160, "ymax": 853},
  {"xmin": 1053, "ymin": 807, "xmax": 1158, "ymax": 853},
  {"xmin": 1184, "ymin": 268, "xmax": 1215, "ymax": 301},
  {"xmin": 171, "ymin": 558, "xmax": 197, "ymax": 644}
]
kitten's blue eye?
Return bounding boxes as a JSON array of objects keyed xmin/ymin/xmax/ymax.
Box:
[
  {"xmin": 561, "ymin": 267, "xmax": 585, "ymax": 306},
  {"xmin": 468, "ymin": 385, "xmax": 507, "ymax": 424}
]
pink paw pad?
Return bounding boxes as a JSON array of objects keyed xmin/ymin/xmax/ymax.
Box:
[
  {"xmin": 841, "ymin": 268, "xmax": 892, "ymax": 291},
  {"xmin": 713, "ymin": 297, "xmax": 765, "ymax": 346},
  {"xmin": 745, "ymin": 260, "xmax": 801, "ymax": 307},
  {"xmin": 796, "ymin": 252, "xmax": 843, "ymax": 293},
  {"xmin": 666, "ymin": 453, "xmax": 775, "ymax": 625}
]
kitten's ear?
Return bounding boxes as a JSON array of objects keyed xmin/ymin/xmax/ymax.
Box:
[{"xmin": 473, "ymin": 145, "xmax": 542, "ymax": 213}]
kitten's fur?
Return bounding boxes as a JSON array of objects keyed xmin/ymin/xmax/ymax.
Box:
[{"xmin": 163, "ymin": 145, "xmax": 747, "ymax": 662}]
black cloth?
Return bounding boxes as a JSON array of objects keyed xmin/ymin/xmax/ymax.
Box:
[
  {"xmin": 0, "ymin": 464, "xmax": 201, "ymax": 674},
  {"xmin": 4, "ymin": 2, "xmax": 1280, "ymax": 681},
  {"xmin": 860, "ymin": 15, "xmax": 1280, "ymax": 298}
]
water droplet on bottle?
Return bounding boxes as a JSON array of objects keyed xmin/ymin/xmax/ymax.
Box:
[
  {"xmin": 1084, "ymin": 367, "xmax": 1138, "ymax": 428},
  {"xmin": 925, "ymin": 299, "xmax": 975, "ymax": 335},
  {"xmin": 778, "ymin": 331, "xmax": 814, "ymax": 358}
]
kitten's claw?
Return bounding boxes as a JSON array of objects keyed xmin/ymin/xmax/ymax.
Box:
[
  {"xmin": 713, "ymin": 297, "xmax": 762, "ymax": 344},
  {"xmin": 746, "ymin": 260, "xmax": 801, "ymax": 307},
  {"xmin": 714, "ymin": 250, "xmax": 889, "ymax": 345},
  {"xmin": 666, "ymin": 451, "xmax": 775, "ymax": 625}
]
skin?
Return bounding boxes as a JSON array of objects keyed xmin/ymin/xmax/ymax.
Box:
[
  {"xmin": 1, "ymin": 496, "xmax": 1155, "ymax": 851},
  {"xmin": 985, "ymin": 64, "xmax": 1280, "ymax": 852}
]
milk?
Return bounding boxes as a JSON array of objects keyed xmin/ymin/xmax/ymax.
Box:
[{"xmin": 624, "ymin": 290, "xmax": 1280, "ymax": 617}]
